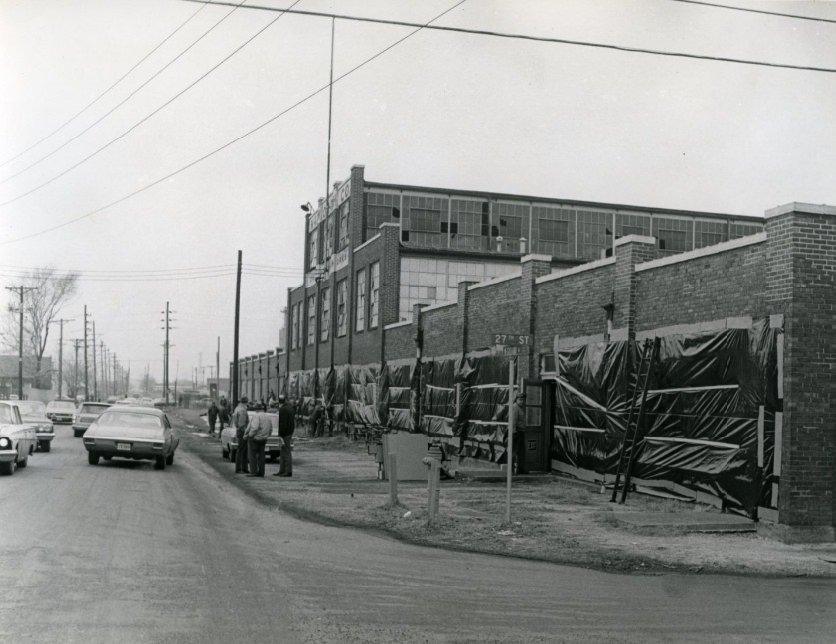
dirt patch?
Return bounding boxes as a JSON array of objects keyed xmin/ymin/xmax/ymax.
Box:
[{"xmin": 175, "ymin": 410, "xmax": 836, "ymax": 578}]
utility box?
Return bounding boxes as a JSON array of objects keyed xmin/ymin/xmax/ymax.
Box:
[{"xmin": 382, "ymin": 432, "xmax": 429, "ymax": 481}]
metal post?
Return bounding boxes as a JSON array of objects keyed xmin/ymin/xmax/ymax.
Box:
[
  {"xmin": 389, "ymin": 453, "xmax": 399, "ymax": 505},
  {"xmin": 83, "ymin": 305, "xmax": 89, "ymax": 402},
  {"xmin": 505, "ymin": 357, "xmax": 515, "ymax": 523}
]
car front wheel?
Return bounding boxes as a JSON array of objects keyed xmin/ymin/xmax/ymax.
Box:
[
  {"xmin": 88, "ymin": 451, "xmax": 100, "ymax": 465},
  {"xmin": 0, "ymin": 459, "xmax": 14, "ymax": 476}
]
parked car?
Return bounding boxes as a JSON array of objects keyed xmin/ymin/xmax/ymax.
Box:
[
  {"xmin": 82, "ymin": 406, "xmax": 178, "ymax": 470},
  {"xmin": 14, "ymin": 400, "xmax": 55, "ymax": 452},
  {"xmin": 46, "ymin": 399, "xmax": 76, "ymax": 424},
  {"xmin": 72, "ymin": 402, "xmax": 112, "ymax": 438},
  {"xmin": 220, "ymin": 412, "xmax": 282, "ymax": 463},
  {"xmin": 0, "ymin": 401, "xmax": 37, "ymax": 475}
]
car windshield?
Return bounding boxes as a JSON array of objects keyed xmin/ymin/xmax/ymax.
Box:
[
  {"xmin": 0, "ymin": 405, "xmax": 12, "ymax": 423},
  {"xmin": 98, "ymin": 412, "xmax": 162, "ymax": 429},
  {"xmin": 16, "ymin": 401, "xmax": 46, "ymax": 415},
  {"xmin": 80, "ymin": 404, "xmax": 108, "ymax": 414}
]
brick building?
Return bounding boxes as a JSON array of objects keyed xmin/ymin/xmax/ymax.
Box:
[{"xmin": 243, "ymin": 163, "xmax": 834, "ymax": 540}]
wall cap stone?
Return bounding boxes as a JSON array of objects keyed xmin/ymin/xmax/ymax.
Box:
[
  {"xmin": 353, "ymin": 233, "xmax": 381, "ymax": 254},
  {"xmin": 636, "ymin": 232, "xmax": 765, "ymax": 273},
  {"xmin": 614, "ymin": 234, "xmax": 656, "ymax": 248},
  {"xmin": 422, "ymin": 300, "xmax": 457, "ymax": 313},
  {"xmin": 468, "ymin": 272, "xmax": 521, "ymax": 291},
  {"xmin": 764, "ymin": 202, "xmax": 836, "ymax": 219},
  {"xmin": 384, "ymin": 320, "xmax": 412, "ymax": 330},
  {"xmin": 536, "ymin": 256, "xmax": 615, "ymax": 285},
  {"xmin": 521, "ymin": 253, "xmax": 552, "ymax": 263}
]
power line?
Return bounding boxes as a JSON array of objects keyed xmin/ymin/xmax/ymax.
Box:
[
  {"xmin": 0, "ymin": 0, "xmax": 263, "ymax": 188},
  {"xmin": 0, "ymin": 262, "xmax": 300, "ymax": 274},
  {"xmin": 0, "ymin": 1, "xmax": 468, "ymax": 245},
  {"xmin": 0, "ymin": 4, "xmax": 209, "ymax": 169},
  {"xmin": 668, "ymin": 0, "xmax": 836, "ymax": 24},
  {"xmin": 189, "ymin": 0, "xmax": 836, "ymax": 72}
]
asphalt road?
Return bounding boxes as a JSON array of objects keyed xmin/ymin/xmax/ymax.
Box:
[{"xmin": 1, "ymin": 420, "xmax": 834, "ymax": 644}]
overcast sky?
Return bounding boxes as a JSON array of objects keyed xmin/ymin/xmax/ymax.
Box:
[{"xmin": 1, "ymin": 0, "xmax": 835, "ymax": 387}]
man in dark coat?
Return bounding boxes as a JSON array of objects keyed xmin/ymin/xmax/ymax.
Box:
[
  {"xmin": 218, "ymin": 397, "xmax": 230, "ymax": 430},
  {"xmin": 207, "ymin": 401, "xmax": 219, "ymax": 437},
  {"xmin": 274, "ymin": 395, "xmax": 295, "ymax": 477},
  {"xmin": 233, "ymin": 396, "xmax": 250, "ymax": 474}
]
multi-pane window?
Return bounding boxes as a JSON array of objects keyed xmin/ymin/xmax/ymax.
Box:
[
  {"xmin": 366, "ymin": 191, "xmax": 401, "ymax": 240},
  {"xmin": 539, "ymin": 219, "xmax": 569, "ymax": 243},
  {"xmin": 336, "ymin": 279, "xmax": 347, "ymax": 337},
  {"xmin": 493, "ymin": 202, "xmax": 529, "ymax": 253},
  {"xmin": 338, "ymin": 201, "xmax": 350, "ymax": 250},
  {"xmin": 291, "ymin": 303, "xmax": 301, "ymax": 350},
  {"xmin": 654, "ymin": 217, "xmax": 693, "ymax": 255},
  {"xmin": 729, "ymin": 222, "xmax": 763, "ymax": 239},
  {"xmin": 576, "ymin": 209, "xmax": 610, "ymax": 260},
  {"xmin": 306, "ymin": 295, "xmax": 316, "ymax": 345},
  {"xmin": 369, "ymin": 262, "xmax": 380, "ymax": 328},
  {"xmin": 402, "ymin": 195, "xmax": 446, "ymax": 247},
  {"xmin": 355, "ymin": 269, "xmax": 366, "ymax": 332},
  {"xmin": 320, "ymin": 287, "xmax": 330, "ymax": 342},
  {"xmin": 309, "ymin": 230, "xmax": 319, "ymax": 270},
  {"xmin": 450, "ymin": 199, "xmax": 488, "ymax": 251},
  {"xmin": 616, "ymin": 213, "xmax": 650, "ymax": 238},
  {"xmin": 533, "ymin": 206, "xmax": 574, "ymax": 256},
  {"xmin": 324, "ymin": 215, "xmax": 335, "ymax": 259},
  {"xmin": 695, "ymin": 220, "xmax": 726, "ymax": 249}
]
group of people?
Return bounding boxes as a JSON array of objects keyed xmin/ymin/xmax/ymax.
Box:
[{"xmin": 206, "ymin": 394, "xmax": 295, "ymax": 478}]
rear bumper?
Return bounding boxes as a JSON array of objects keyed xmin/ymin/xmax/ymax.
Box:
[
  {"xmin": 36, "ymin": 433, "xmax": 55, "ymax": 442},
  {"xmin": 83, "ymin": 438, "xmax": 167, "ymax": 460}
]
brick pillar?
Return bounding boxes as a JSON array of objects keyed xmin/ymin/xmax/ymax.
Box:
[
  {"xmin": 520, "ymin": 254, "xmax": 552, "ymax": 380},
  {"xmin": 613, "ymin": 235, "xmax": 656, "ymax": 341},
  {"xmin": 378, "ymin": 223, "xmax": 401, "ymax": 364},
  {"xmin": 457, "ymin": 281, "xmax": 477, "ymax": 355},
  {"xmin": 764, "ymin": 202, "xmax": 836, "ymax": 542}
]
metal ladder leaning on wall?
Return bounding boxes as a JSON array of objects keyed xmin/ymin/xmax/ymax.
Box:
[{"xmin": 610, "ymin": 336, "xmax": 661, "ymax": 504}]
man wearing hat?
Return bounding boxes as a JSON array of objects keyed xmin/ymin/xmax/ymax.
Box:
[
  {"xmin": 274, "ymin": 394, "xmax": 295, "ymax": 477},
  {"xmin": 233, "ymin": 396, "xmax": 250, "ymax": 474}
]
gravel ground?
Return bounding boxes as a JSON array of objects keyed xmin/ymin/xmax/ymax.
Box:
[{"xmin": 175, "ymin": 408, "xmax": 836, "ymax": 578}]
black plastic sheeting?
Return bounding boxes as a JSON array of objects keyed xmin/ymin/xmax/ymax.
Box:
[
  {"xmin": 554, "ymin": 319, "xmax": 779, "ymax": 517},
  {"xmin": 380, "ymin": 359, "xmax": 418, "ymax": 431},
  {"xmin": 343, "ymin": 364, "xmax": 381, "ymax": 426},
  {"xmin": 419, "ymin": 356, "xmax": 461, "ymax": 439}
]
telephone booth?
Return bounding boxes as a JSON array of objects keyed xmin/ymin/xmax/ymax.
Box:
[{"xmin": 519, "ymin": 378, "xmax": 552, "ymax": 472}]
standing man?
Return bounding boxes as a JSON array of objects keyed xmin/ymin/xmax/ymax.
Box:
[
  {"xmin": 512, "ymin": 392, "xmax": 527, "ymax": 475},
  {"xmin": 218, "ymin": 396, "xmax": 230, "ymax": 430},
  {"xmin": 274, "ymin": 394, "xmax": 295, "ymax": 477},
  {"xmin": 207, "ymin": 400, "xmax": 219, "ymax": 437},
  {"xmin": 233, "ymin": 396, "xmax": 250, "ymax": 474},
  {"xmin": 244, "ymin": 410, "xmax": 271, "ymax": 477}
]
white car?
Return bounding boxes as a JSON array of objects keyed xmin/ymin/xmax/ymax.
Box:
[
  {"xmin": 14, "ymin": 400, "xmax": 55, "ymax": 452},
  {"xmin": 0, "ymin": 401, "xmax": 37, "ymax": 475}
]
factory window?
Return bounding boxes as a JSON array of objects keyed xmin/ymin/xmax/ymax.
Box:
[
  {"xmin": 355, "ymin": 269, "xmax": 366, "ymax": 332},
  {"xmin": 369, "ymin": 262, "xmax": 380, "ymax": 328},
  {"xmin": 336, "ymin": 279, "xmax": 347, "ymax": 337}
]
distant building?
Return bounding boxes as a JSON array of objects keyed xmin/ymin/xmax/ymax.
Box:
[{"xmin": 0, "ymin": 354, "xmax": 54, "ymax": 399}]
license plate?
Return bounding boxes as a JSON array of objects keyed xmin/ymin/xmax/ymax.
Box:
[{"xmin": 116, "ymin": 442, "xmax": 132, "ymax": 451}]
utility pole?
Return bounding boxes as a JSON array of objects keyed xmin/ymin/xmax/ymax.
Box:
[
  {"xmin": 56, "ymin": 318, "xmax": 74, "ymax": 400},
  {"xmin": 83, "ymin": 305, "xmax": 89, "ymax": 402},
  {"xmin": 5, "ymin": 285, "xmax": 36, "ymax": 399},
  {"xmin": 233, "ymin": 251, "xmax": 242, "ymax": 406},
  {"xmin": 161, "ymin": 302, "xmax": 174, "ymax": 405},
  {"xmin": 113, "ymin": 353, "xmax": 118, "ymax": 397},
  {"xmin": 100, "ymin": 342, "xmax": 107, "ymax": 400},
  {"xmin": 92, "ymin": 321, "xmax": 98, "ymax": 401},
  {"xmin": 216, "ymin": 336, "xmax": 220, "ymax": 403},
  {"xmin": 72, "ymin": 339, "xmax": 82, "ymax": 399}
]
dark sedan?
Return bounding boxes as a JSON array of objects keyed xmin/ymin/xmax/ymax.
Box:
[{"xmin": 82, "ymin": 406, "xmax": 178, "ymax": 470}]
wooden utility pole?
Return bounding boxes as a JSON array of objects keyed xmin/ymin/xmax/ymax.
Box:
[
  {"xmin": 4, "ymin": 286, "xmax": 36, "ymax": 399},
  {"xmin": 56, "ymin": 318, "xmax": 74, "ymax": 400},
  {"xmin": 232, "ymin": 251, "xmax": 242, "ymax": 406}
]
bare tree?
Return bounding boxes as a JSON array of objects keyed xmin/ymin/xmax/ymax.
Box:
[{"xmin": 2, "ymin": 267, "xmax": 79, "ymax": 389}]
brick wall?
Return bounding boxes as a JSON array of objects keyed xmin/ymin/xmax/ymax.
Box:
[
  {"xmin": 533, "ymin": 261, "xmax": 615, "ymax": 355},
  {"xmin": 384, "ymin": 323, "xmax": 416, "ymax": 361},
  {"xmin": 764, "ymin": 204, "xmax": 836, "ymax": 538},
  {"xmin": 635, "ymin": 238, "xmax": 766, "ymax": 331},
  {"xmin": 421, "ymin": 303, "xmax": 460, "ymax": 358},
  {"xmin": 466, "ymin": 276, "xmax": 524, "ymax": 351}
]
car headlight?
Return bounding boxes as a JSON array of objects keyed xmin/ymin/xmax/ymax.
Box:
[{"xmin": 0, "ymin": 437, "xmax": 10, "ymax": 449}]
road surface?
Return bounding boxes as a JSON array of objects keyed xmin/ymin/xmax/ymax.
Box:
[{"xmin": 1, "ymin": 421, "xmax": 833, "ymax": 643}]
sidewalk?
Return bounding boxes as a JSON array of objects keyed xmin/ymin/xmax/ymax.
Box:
[{"xmin": 173, "ymin": 407, "xmax": 836, "ymax": 577}]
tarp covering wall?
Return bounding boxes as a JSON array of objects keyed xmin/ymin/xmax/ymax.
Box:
[
  {"xmin": 379, "ymin": 358, "xmax": 418, "ymax": 431},
  {"xmin": 456, "ymin": 351, "xmax": 514, "ymax": 464},
  {"xmin": 344, "ymin": 364, "xmax": 381, "ymax": 426},
  {"xmin": 553, "ymin": 319, "xmax": 780, "ymax": 517},
  {"xmin": 419, "ymin": 356, "xmax": 460, "ymax": 439}
]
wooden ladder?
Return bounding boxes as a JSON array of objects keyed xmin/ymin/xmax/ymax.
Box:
[{"xmin": 611, "ymin": 336, "xmax": 660, "ymax": 504}]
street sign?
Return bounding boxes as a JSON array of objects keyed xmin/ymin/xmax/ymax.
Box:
[{"xmin": 493, "ymin": 333, "xmax": 531, "ymax": 347}]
